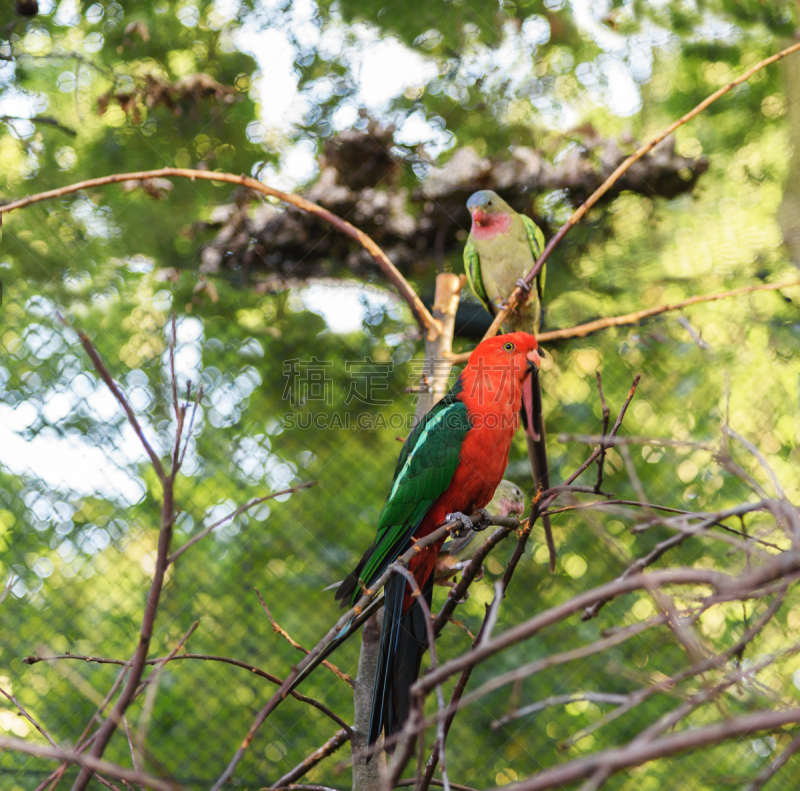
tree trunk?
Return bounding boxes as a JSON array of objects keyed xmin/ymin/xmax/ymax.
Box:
[{"xmin": 351, "ymin": 273, "xmax": 463, "ymax": 791}]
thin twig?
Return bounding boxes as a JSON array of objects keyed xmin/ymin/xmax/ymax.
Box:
[
  {"xmin": 677, "ymin": 316, "xmax": 711, "ymax": 350},
  {"xmin": 491, "ymin": 692, "xmax": 629, "ymax": 730},
  {"xmin": 256, "ymin": 588, "xmax": 353, "ymax": 687},
  {"xmin": 24, "ymin": 650, "xmax": 352, "ymax": 734},
  {"xmin": 0, "ymin": 114, "xmax": 77, "ymax": 136},
  {"xmin": 168, "ymin": 482, "xmax": 316, "ymax": 564},
  {"xmin": 178, "ymin": 383, "xmax": 201, "ymax": 469},
  {"xmin": 0, "ymin": 686, "xmax": 58, "ymax": 747},
  {"xmin": 272, "ymin": 729, "xmax": 351, "ymax": 788},
  {"xmin": 535, "ymin": 280, "xmax": 800, "ymax": 343},
  {"xmin": 0, "ymin": 572, "xmax": 16, "ymax": 608},
  {"xmin": 61, "ymin": 316, "xmax": 166, "ymax": 482},
  {"xmin": 745, "ymin": 729, "xmax": 800, "ymax": 791},
  {"xmin": 122, "ymin": 717, "xmax": 144, "ymax": 791},
  {"xmin": 723, "ymin": 426, "xmax": 787, "ymax": 500},
  {"xmin": 448, "ymin": 279, "xmax": 800, "ymax": 363},
  {"xmin": 541, "ymin": 376, "xmax": 641, "ymax": 513}
]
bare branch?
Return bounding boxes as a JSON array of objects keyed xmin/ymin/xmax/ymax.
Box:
[
  {"xmin": 449, "ymin": 279, "xmax": 800, "ymax": 363},
  {"xmin": 723, "ymin": 426, "xmax": 787, "ymax": 500},
  {"xmin": 0, "ymin": 685, "xmax": 58, "ymax": 747},
  {"xmin": 62, "ymin": 317, "xmax": 166, "ymax": 482},
  {"xmin": 491, "ymin": 692, "xmax": 629, "ymax": 729},
  {"xmin": 168, "ymin": 481, "xmax": 316, "ymax": 563},
  {"xmin": 273, "ymin": 729, "xmax": 351, "ymax": 788},
  {"xmin": 2, "ymin": 169, "xmax": 440, "ymax": 336},
  {"xmin": 24, "ymin": 650, "xmax": 352, "ymax": 735},
  {"xmin": 498, "ymin": 708, "xmax": 800, "ymax": 791},
  {"xmin": 256, "ymin": 587, "xmax": 353, "ymax": 688},
  {"xmin": 535, "ymin": 280, "xmax": 800, "ymax": 343}
]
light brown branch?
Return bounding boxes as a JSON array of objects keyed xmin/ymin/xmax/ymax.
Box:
[
  {"xmin": 413, "ymin": 567, "xmax": 734, "ymax": 696},
  {"xmin": 63, "ymin": 318, "xmax": 166, "ymax": 482},
  {"xmin": 24, "ymin": 650, "xmax": 352, "ymax": 735},
  {"xmin": 0, "ymin": 686, "xmax": 58, "ymax": 747},
  {"xmin": 1, "ymin": 168, "xmax": 440, "ymax": 336},
  {"xmin": 256, "ymin": 587, "xmax": 353, "ymax": 687},
  {"xmin": 536, "ymin": 279, "xmax": 800, "ymax": 343},
  {"xmin": 498, "ymin": 708, "xmax": 800, "ymax": 791},
  {"xmin": 449, "ymin": 279, "xmax": 800, "ymax": 363},
  {"xmin": 273, "ymin": 729, "xmax": 351, "ymax": 788},
  {"xmin": 481, "ymin": 40, "xmax": 800, "ymax": 340}
]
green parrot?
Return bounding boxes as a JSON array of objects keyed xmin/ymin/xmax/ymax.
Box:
[
  {"xmin": 435, "ymin": 479, "xmax": 525, "ymax": 584},
  {"xmin": 463, "ymin": 189, "xmax": 556, "ymax": 571},
  {"xmin": 463, "ymin": 190, "xmax": 546, "ymax": 329}
]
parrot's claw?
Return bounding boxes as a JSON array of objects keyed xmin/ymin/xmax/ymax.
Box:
[
  {"xmin": 448, "ymin": 587, "xmax": 470, "ymax": 604},
  {"xmin": 516, "ymin": 278, "xmax": 532, "ymax": 293},
  {"xmin": 472, "ymin": 508, "xmax": 492, "ymax": 531},
  {"xmin": 446, "ymin": 511, "xmax": 474, "ymax": 537},
  {"xmin": 453, "ymin": 560, "xmax": 485, "ymax": 582}
]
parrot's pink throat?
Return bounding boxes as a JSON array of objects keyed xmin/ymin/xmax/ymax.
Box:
[{"xmin": 471, "ymin": 210, "xmax": 512, "ymax": 240}]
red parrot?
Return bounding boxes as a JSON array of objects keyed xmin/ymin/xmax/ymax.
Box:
[{"xmin": 332, "ymin": 331, "xmax": 541, "ymax": 745}]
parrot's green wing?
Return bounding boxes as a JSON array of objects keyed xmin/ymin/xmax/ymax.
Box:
[
  {"xmin": 337, "ymin": 385, "xmax": 471, "ymax": 606},
  {"xmin": 463, "ymin": 238, "xmax": 494, "ymax": 315},
  {"xmin": 522, "ymin": 214, "xmax": 546, "ymax": 309}
]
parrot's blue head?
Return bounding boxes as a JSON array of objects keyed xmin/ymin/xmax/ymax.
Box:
[
  {"xmin": 466, "ymin": 190, "xmax": 500, "ymax": 213},
  {"xmin": 467, "ymin": 190, "xmax": 511, "ymax": 233}
]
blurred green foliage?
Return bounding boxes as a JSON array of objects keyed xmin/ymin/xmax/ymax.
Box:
[{"xmin": 2, "ymin": 0, "xmax": 800, "ymax": 789}]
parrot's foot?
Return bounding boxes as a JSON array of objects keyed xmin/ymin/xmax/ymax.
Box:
[
  {"xmin": 448, "ymin": 586, "xmax": 470, "ymax": 604},
  {"xmin": 516, "ymin": 277, "xmax": 532, "ymax": 293},
  {"xmin": 446, "ymin": 511, "xmax": 474, "ymax": 537},
  {"xmin": 472, "ymin": 508, "xmax": 492, "ymax": 531},
  {"xmin": 455, "ymin": 560, "xmax": 484, "ymax": 581}
]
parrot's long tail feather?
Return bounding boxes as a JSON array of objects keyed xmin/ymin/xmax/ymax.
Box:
[
  {"xmin": 285, "ymin": 595, "xmax": 383, "ymax": 695},
  {"xmin": 521, "ymin": 373, "xmax": 556, "ymax": 572},
  {"xmin": 368, "ymin": 573, "xmax": 434, "ymax": 753}
]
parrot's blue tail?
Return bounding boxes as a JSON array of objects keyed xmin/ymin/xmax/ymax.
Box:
[{"xmin": 368, "ymin": 571, "xmax": 434, "ymax": 752}]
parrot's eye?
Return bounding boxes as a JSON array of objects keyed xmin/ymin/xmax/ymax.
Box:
[
  {"xmin": 488, "ymin": 200, "xmax": 493, "ymax": 206},
  {"xmin": 503, "ymin": 342, "xmax": 514, "ymax": 351}
]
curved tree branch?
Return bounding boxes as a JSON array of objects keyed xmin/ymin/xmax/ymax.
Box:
[{"xmin": 0, "ymin": 168, "xmax": 441, "ymax": 338}]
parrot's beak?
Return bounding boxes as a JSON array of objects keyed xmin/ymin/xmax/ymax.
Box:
[
  {"xmin": 472, "ymin": 209, "xmax": 488, "ymax": 227},
  {"xmin": 525, "ymin": 349, "xmax": 541, "ymax": 374}
]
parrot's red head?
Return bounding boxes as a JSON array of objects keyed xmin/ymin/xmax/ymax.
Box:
[
  {"xmin": 458, "ymin": 332, "xmax": 540, "ymax": 413},
  {"xmin": 470, "ymin": 331, "xmax": 540, "ymax": 374},
  {"xmin": 467, "ymin": 190, "xmax": 513, "ymax": 240}
]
